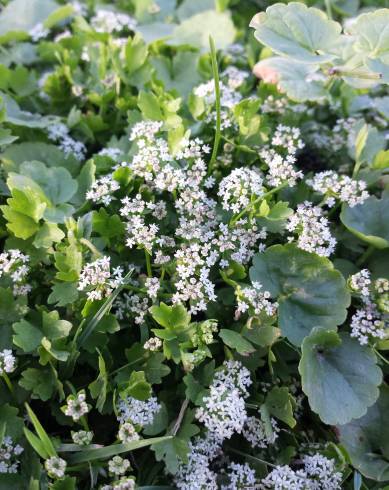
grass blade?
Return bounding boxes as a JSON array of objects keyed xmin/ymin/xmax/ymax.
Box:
[
  {"xmin": 66, "ymin": 435, "xmax": 172, "ymax": 464},
  {"xmin": 25, "ymin": 403, "xmax": 57, "ymax": 457},
  {"xmin": 23, "ymin": 427, "xmax": 49, "ymax": 459},
  {"xmin": 77, "ymin": 270, "xmax": 133, "ymax": 348},
  {"xmin": 207, "ymin": 35, "xmax": 221, "ymax": 175}
]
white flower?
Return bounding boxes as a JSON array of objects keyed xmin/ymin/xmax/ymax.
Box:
[
  {"xmin": 91, "ymin": 9, "xmax": 137, "ymax": 33},
  {"xmin": 108, "ymin": 456, "xmax": 131, "ymax": 476},
  {"xmin": 236, "ymin": 282, "xmax": 278, "ymax": 317},
  {"xmin": 307, "ymin": 170, "xmax": 369, "ymax": 207},
  {"xmin": 222, "ymin": 462, "xmax": 256, "ymax": 490},
  {"xmin": 47, "ymin": 123, "xmax": 86, "ymax": 161},
  {"xmin": 145, "ymin": 277, "xmax": 160, "ymax": 299},
  {"xmin": 117, "ymin": 396, "xmax": 161, "ymax": 426},
  {"xmin": 303, "ymin": 454, "xmax": 342, "ymax": 489},
  {"xmin": 0, "ymin": 436, "xmax": 24, "ymax": 474},
  {"xmin": 350, "ymin": 303, "xmax": 386, "ymax": 345},
  {"xmin": 196, "ymin": 361, "xmax": 252, "ymax": 440},
  {"xmin": 64, "ymin": 391, "xmax": 89, "ymax": 421},
  {"xmin": 45, "ymin": 456, "xmax": 67, "ymax": 479},
  {"xmin": 118, "ymin": 422, "xmax": 140, "ymax": 444},
  {"xmin": 71, "ymin": 430, "xmax": 93, "ymax": 445},
  {"xmin": 0, "ymin": 249, "xmax": 31, "ymax": 297},
  {"xmin": 29, "ymin": 23, "xmax": 49, "ymax": 41},
  {"xmin": 87, "ymin": 175, "xmax": 120, "ymax": 205},
  {"xmin": 287, "ymin": 202, "xmax": 336, "ymax": 257},
  {"xmin": 78, "ymin": 257, "xmax": 124, "ymax": 301},
  {"xmin": 349, "ymin": 269, "xmax": 371, "ymax": 297},
  {"xmin": 218, "ymin": 168, "xmax": 264, "ymax": 214},
  {"xmin": 242, "ymin": 416, "xmax": 279, "ymax": 448},
  {"xmin": 222, "ymin": 66, "xmax": 249, "ymax": 89},
  {"xmin": 143, "ymin": 337, "xmax": 162, "ymax": 351},
  {"xmin": 0, "ymin": 350, "xmax": 16, "ymax": 375}
]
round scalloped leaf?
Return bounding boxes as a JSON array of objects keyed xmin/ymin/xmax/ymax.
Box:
[
  {"xmin": 253, "ymin": 57, "xmax": 327, "ymax": 102},
  {"xmin": 299, "ymin": 329, "xmax": 382, "ymax": 425},
  {"xmin": 340, "ymin": 195, "xmax": 389, "ymax": 249},
  {"xmin": 249, "ymin": 2, "xmax": 341, "ymax": 64},
  {"xmin": 348, "ymin": 9, "xmax": 389, "ymax": 64},
  {"xmin": 338, "ymin": 385, "xmax": 389, "ymax": 481},
  {"xmin": 249, "ymin": 244, "xmax": 350, "ymax": 345}
]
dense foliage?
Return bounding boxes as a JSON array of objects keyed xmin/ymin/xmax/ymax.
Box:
[{"xmin": 0, "ymin": 0, "xmax": 388, "ymax": 488}]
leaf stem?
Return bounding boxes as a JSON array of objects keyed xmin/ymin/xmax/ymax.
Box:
[
  {"xmin": 80, "ymin": 238, "xmax": 102, "ymax": 258},
  {"xmin": 207, "ymin": 36, "xmax": 221, "ymax": 176},
  {"xmin": 172, "ymin": 398, "xmax": 189, "ymax": 436},
  {"xmin": 144, "ymin": 249, "xmax": 152, "ymax": 277},
  {"xmin": 356, "ymin": 245, "xmax": 374, "ymax": 267},
  {"xmin": 2, "ymin": 373, "xmax": 13, "ymax": 394},
  {"xmin": 324, "ymin": 0, "xmax": 333, "ymax": 19}
]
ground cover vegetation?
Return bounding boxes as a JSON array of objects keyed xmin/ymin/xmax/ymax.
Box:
[{"xmin": 0, "ymin": 0, "xmax": 388, "ymax": 488}]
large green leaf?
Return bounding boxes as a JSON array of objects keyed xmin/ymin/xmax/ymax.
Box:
[
  {"xmin": 253, "ymin": 57, "xmax": 327, "ymax": 102},
  {"xmin": 338, "ymin": 385, "xmax": 389, "ymax": 482},
  {"xmin": 0, "ymin": 0, "xmax": 58, "ymax": 40},
  {"xmin": 250, "ymin": 2, "xmax": 341, "ymax": 64},
  {"xmin": 169, "ymin": 10, "xmax": 236, "ymax": 50},
  {"xmin": 249, "ymin": 244, "xmax": 350, "ymax": 345},
  {"xmin": 299, "ymin": 329, "xmax": 382, "ymax": 425},
  {"xmin": 348, "ymin": 10, "xmax": 389, "ymax": 64},
  {"xmin": 340, "ymin": 195, "xmax": 389, "ymax": 249},
  {"xmin": 0, "ymin": 93, "xmax": 55, "ymax": 128}
]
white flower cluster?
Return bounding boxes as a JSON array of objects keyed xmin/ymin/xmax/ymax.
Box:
[
  {"xmin": 0, "ymin": 349, "xmax": 16, "ymax": 375},
  {"xmin": 307, "ymin": 171, "xmax": 369, "ymax": 208},
  {"xmin": 222, "ymin": 462, "xmax": 257, "ymax": 490},
  {"xmin": 222, "ymin": 67, "xmax": 249, "ymax": 89},
  {"xmin": 91, "ymin": 9, "xmax": 137, "ymax": 33},
  {"xmin": 117, "ymin": 396, "xmax": 161, "ymax": 426},
  {"xmin": 102, "ymin": 478, "xmax": 136, "ymax": 490},
  {"xmin": 29, "ymin": 23, "xmax": 49, "ymax": 42},
  {"xmin": 242, "ymin": 416, "xmax": 279, "ymax": 449},
  {"xmin": 349, "ymin": 269, "xmax": 371, "ymax": 297},
  {"xmin": 287, "ymin": 202, "xmax": 336, "ymax": 257},
  {"xmin": 260, "ymin": 125, "xmax": 304, "ymax": 188},
  {"xmin": 47, "ymin": 123, "xmax": 86, "ymax": 161},
  {"xmin": 174, "ymin": 433, "xmax": 222, "ymax": 490},
  {"xmin": 194, "ymin": 80, "xmax": 242, "ymax": 129},
  {"xmin": 64, "ymin": 391, "xmax": 89, "ymax": 421},
  {"xmin": 72, "ymin": 430, "xmax": 93, "ymax": 445},
  {"xmin": 45, "ymin": 456, "xmax": 67, "ymax": 479},
  {"xmin": 115, "ymin": 292, "xmax": 150, "ymax": 325},
  {"xmin": 236, "ymin": 281, "xmax": 278, "ymax": 317},
  {"xmin": 143, "ymin": 337, "xmax": 162, "ymax": 351},
  {"xmin": 118, "ymin": 422, "xmax": 139, "ymax": 444},
  {"xmin": 0, "ymin": 436, "xmax": 24, "ymax": 474},
  {"xmin": 86, "ymin": 175, "xmax": 120, "ymax": 205},
  {"xmin": 0, "ymin": 249, "xmax": 31, "ymax": 296},
  {"xmin": 78, "ymin": 256, "xmax": 124, "ymax": 301},
  {"xmin": 99, "ymin": 147, "xmax": 123, "ymax": 160},
  {"xmin": 196, "ymin": 361, "xmax": 252, "ymax": 439},
  {"xmin": 261, "ymin": 454, "xmax": 342, "ymax": 489},
  {"xmin": 218, "ymin": 168, "xmax": 264, "ymax": 213},
  {"xmin": 108, "ymin": 456, "xmax": 131, "ymax": 476}
]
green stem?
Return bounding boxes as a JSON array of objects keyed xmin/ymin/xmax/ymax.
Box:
[
  {"xmin": 144, "ymin": 249, "xmax": 152, "ymax": 278},
  {"xmin": 324, "ymin": 0, "xmax": 333, "ymax": 19},
  {"xmin": 230, "ymin": 183, "xmax": 287, "ymax": 225},
  {"xmin": 2, "ymin": 373, "xmax": 13, "ymax": 394},
  {"xmin": 207, "ymin": 36, "xmax": 221, "ymax": 176},
  {"xmin": 80, "ymin": 238, "xmax": 102, "ymax": 258},
  {"xmin": 227, "ymin": 447, "xmax": 277, "ymax": 468},
  {"xmin": 356, "ymin": 245, "xmax": 374, "ymax": 267},
  {"xmin": 374, "ymin": 348, "xmax": 389, "ymax": 366}
]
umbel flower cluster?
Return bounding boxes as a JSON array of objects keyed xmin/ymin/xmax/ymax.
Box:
[{"xmin": 0, "ymin": 0, "xmax": 388, "ymax": 489}]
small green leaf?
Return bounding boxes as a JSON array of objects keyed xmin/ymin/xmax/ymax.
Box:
[
  {"xmin": 149, "ymin": 302, "xmax": 191, "ymax": 331},
  {"xmin": 219, "ymin": 329, "xmax": 256, "ymax": 355},
  {"xmin": 265, "ymin": 387, "xmax": 296, "ymax": 428}
]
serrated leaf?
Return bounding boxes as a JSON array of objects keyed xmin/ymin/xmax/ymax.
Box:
[
  {"xmin": 219, "ymin": 329, "xmax": 256, "ymax": 355},
  {"xmin": 299, "ymin": 329, "xmax": 382, "ymax": 425}
]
